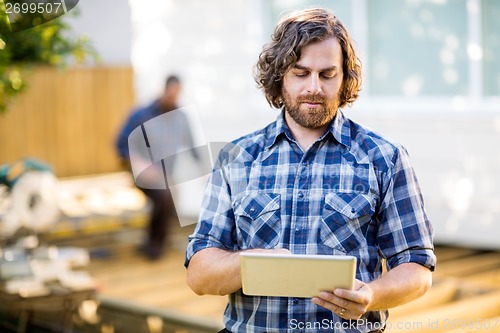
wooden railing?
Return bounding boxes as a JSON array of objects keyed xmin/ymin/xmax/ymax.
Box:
[{"xmin": 0, "ymin": 66, "xmax": 135, "ymax": 177}]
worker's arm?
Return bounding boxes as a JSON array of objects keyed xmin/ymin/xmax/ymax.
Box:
[{"xmin": 186, "ymin": 247, "xmax": 290, "ymax": 296}]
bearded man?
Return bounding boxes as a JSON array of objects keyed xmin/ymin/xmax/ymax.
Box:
[{"xmin": 185, "ymin": 8, "xmax": 435, "ymax": 333}]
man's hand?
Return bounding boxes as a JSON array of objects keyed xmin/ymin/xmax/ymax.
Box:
[
  {"xmin": 312, "ymin": 279, "xmax": 373, "ymax": 320},
  {"xmin": 311, "ymin": 263, "xmax": 432, "ymax": 318}
]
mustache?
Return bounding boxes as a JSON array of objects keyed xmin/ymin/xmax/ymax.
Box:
[{"xmin": 297, "ymin": 95, "xmax": 326, "ymax": 103}]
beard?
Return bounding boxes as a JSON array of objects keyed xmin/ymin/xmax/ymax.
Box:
[{"xmin": 281, "ymin": 89, "xmax": 340, "ymax": 129}]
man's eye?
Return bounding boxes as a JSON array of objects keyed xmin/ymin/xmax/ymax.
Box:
[
  {"xmin": 295, "ymin": 72, "xmax": 308, "ymax": 77},
  {"xmin": 322, "ymin": 73, "xmax": 335, "ymax": 79}
]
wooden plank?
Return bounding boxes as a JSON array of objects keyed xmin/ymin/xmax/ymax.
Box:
[
  {"xmin": 173, "ymin": 295, "xmax": 227, "ymax": 319},
  {"xmin": 386, "ymin": 291, "xmax": 500, "ymax": 333},
  {"xmin": 97, "ymin": 264, "xmax": 186, "ymax": 296},
  {"xmin": 433, "ymin": 252, "xmax": 500, "ymax": 278},
  {"xmin": 128, "ymin": 282, "xmax": 198, "ymax": 308},
  {"xmin": 434, "ymin": 246, "xmax": 481, "ymax": 262},
  {"xmin": 87, "ymin": 246, "xmax": 227, "ymax": 322},
  {"xmin": 466, "ymin": 269, "xmax": 500, "ymax": 288},
  {"xmin": 98, "ymin": 295, "xmax": 223, "ymax": 332}
]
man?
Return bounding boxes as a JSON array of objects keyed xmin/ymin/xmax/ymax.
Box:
[
  {"xmin": 185, "ymin": 8, "xmax": 435, "ymax": 333},
  {"xmin": 116, "ymin": 75, "xmax": 196, "ymax": 260}
]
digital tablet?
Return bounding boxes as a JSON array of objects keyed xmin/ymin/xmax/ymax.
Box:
[{"xmin": 240, "ymin": 252, "xmax": 357, "ymax": 298}]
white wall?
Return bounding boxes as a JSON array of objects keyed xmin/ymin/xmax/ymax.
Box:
[{"xmin": 67, "ymin": 0, "xmax": 132, "ymax": 64}]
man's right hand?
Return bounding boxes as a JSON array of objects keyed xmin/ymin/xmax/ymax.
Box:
[{"xmin": 187, "ymin": 247, "xmax": 290, "ymax": 296}]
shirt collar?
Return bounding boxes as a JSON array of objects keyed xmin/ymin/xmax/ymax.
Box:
[
  {"xmin": 265, "ymin": 109, "xmax": 352, "ymax": 150},
  {"xmin": 264, "ymin": 111, "xmax": 295, "ymax": 149},
  {"xmin": 329, "ymin": 109, "xmax": 352, "ymax": 149}
]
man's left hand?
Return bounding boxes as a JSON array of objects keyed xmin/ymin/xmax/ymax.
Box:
[{"xmin": 312, "ymin": 279, "xmax": 373, "ymax": 320}]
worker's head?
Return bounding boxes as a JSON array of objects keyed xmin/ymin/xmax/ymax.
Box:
[
  {"xmin": 255, "ymin": 8, "xmax": 362, "ymax": 110},
  {"xmin": 159, "ymin": 75, "xmax": 181, "ymax": 111}
]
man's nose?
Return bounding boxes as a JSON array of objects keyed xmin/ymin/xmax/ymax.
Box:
[{"xmin": 307, "ymin": 75, "xmax": 322, "ymax": 95}]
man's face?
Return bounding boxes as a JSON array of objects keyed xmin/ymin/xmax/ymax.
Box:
[
  {"xmin": 282, "ymin": 37, "xmax": 344, "ymax": 129},
  {"xmin": 160, "ymin": 82, "xmax": 181, "ymax": 110}
]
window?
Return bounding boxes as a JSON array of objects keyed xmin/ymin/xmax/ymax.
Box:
[
  {"xmin": 267, "ymin": 0, "xmax": 352, "ymax": 30},
  {"xmin": 368, "ymin": 0, "xmax": 468, "ymax": 96},
  {"xmin": 483, "ymin": 0, "xmax": 500, "ymax": 96}
]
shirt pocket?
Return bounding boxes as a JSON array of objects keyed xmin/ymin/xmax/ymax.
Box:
[
  {"xmin": 320, "ymin": 192, "xmax": 375, "ymax": 253},
  {"xmin": 234, "ymin": 192, "xmax": 281, "ymax": 249}
]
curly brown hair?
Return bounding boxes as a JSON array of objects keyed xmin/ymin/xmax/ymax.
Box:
[{"xmin": 254, "ymin": 8, "xmax": 362, "ymax": 109}]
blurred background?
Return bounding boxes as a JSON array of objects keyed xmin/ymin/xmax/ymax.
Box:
[{"xmin": 0, "ymin": 0, "xmax": 499, "ymax": 332}]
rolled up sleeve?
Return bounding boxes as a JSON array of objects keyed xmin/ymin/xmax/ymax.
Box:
[{"xmin": 377, "ymin": 146, "xmax": 436, "ymax": 272}]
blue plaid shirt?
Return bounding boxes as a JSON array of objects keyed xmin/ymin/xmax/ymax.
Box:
[{"xmin": 186, "ymin": 110, "xmax": 436, "ymax": 333}]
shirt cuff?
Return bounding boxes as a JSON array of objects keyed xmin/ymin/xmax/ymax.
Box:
[
  {"xmin": 386, "ymin": 248, "xmax": 436, "ymax": 272},
  {"xmin": 184, "ymin": 237, "xmax": 229, "ymax": 268}
]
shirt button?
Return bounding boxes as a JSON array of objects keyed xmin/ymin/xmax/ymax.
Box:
[
  {"xmin": 351, "ymin": 207, "xmax": 356, "ymax": 213},
  {"xmin": 298, "ymin": 192, "xmax": 304, "ymax": 198},
  {"xmin": 249, "ymin": 207, "xmax": 255, "ymax": 213},
  {"xmin": 293, "ymin": 298, "xmax": 299, "ymax": 304},
  {"xmin": 295, "ymin": 228, "xmax": 300, "ymax": 233}
]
